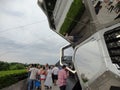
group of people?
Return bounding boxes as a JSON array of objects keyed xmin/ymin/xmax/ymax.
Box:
[
  {"xmin": 106, "ymin": 0, "xmax": 120, "ymax": 13},
  {"xmin": 27, "ymin": 64, "xmax": 69, "ymax": 90},
  {"xmin": 94, "ymin": 0, "xmax": 120, "ymax": 15},
  {"xmin": 104, "ymin": 0, "xmax": 120, "ymax": 19}
]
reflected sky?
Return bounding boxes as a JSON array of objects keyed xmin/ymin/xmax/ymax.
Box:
[{"xmin": 75, "ymin": 40, "xmax": 103, "ymax": 79}]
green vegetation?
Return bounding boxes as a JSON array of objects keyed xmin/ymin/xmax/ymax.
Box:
[
  {"xmin": 9, "ymin": 63, "xmax": 26, "ymax": 70},
  {"xmin": 0, "ymin": 69, "xmax": 26, "ymax": 77},
  {"xmin": 60, "ymin": 0, "xmax": 85, "ymax": 35},
  {"xmin": 0, "ymin": 61, "xmax": 26, "ymax": 71},
  {"xmin": 0, "ymin": 61, "xmax": 27, "ymax": 89},
  {"xmin": 0, "ymin": 69, "xmax": 27, "ymax": 89}
]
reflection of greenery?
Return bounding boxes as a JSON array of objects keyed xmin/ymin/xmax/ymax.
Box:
[{"xmin": 60, "ymin": 0, "xmax": 85, "ymax": 35}]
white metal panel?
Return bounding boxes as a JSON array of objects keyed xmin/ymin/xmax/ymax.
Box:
[
  {"xmin": 73, "ymin": 23, "xmax": 120, "ymax": 89},
  {"xmin": 74, "ymin": 37, "xmax": 105, "ymax": 81}
]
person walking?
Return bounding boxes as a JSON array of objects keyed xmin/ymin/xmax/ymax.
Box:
[
  {"xmin": 28, "ymin": 64, "xmax": 38, "ymax": 90},
  {"xmin": 57, "ymin": 65, "xmax": 69, "ymax": 90},
  {"xmin": 52, "ymin": 65, "xmax": 59, "ymax": 85},
  {"xmin": 44, "ymin": 66, "xmax": 53, "ymax": 89}
]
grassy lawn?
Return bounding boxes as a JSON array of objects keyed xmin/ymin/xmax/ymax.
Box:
[{"xmin": 60, "ymin": 0, "xmax": 85, "ymax": 35}]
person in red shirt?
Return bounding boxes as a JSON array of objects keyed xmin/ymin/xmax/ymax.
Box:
[{"xmin": 57, "ymin": 65, "xmax": 69, "ymax": 90}]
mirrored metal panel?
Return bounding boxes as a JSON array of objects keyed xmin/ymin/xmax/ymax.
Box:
[
  {"xmin": 92, "ymin": 0, "xmax": 120, "ymax": 24},
  {"xmin": 75, "ymin": 39, "xmax": 103, "ymax": 82}
]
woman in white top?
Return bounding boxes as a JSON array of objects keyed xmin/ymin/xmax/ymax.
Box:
[{"xmin": 44, "ymin": 66, "xmax": 53, "ymax": 89}]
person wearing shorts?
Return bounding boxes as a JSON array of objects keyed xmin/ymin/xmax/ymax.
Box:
[{"xmin": 52, "ymin": 65, "xmax": 59, "ymax": 85}]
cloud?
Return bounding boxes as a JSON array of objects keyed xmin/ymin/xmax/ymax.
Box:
[
  {"xmin": 0, "ymin": 34, "xmax": 68, "ymax": 64},
  {"xmin": 0, "ymin": 0, "xmax": 46, "ymax": 30},
  {"xmin": 0, "ymin": 8, "xmax": 24, "ymax": 17},
  {"xmin": 0, "ymin": 0, "xmax": 69, "ymax": 64}
]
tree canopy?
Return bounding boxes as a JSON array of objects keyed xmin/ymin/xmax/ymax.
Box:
[{"xmin": 0, "ymin": 61, "xmax": 26, "ymax": 71}]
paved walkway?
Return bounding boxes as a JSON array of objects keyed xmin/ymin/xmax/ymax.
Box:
[
  {"xmin": 51, "ymin": 85, "xmax": 59, "ymax": 90},
  {"xmin": 50, "ymin": 77, "xmax": 76, "ymax": 90},
  {"xmin": 97, "ymin": 2, "xmax": 118, "ymax": 24}
]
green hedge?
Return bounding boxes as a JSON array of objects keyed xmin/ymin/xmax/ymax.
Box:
[
  {"xmin": 0, "ymin": 70, "xmax": 27, "ymax": 89},
  {"xmin": 60, "ymin": 0, "xmax": 85, "ymax": 35}
]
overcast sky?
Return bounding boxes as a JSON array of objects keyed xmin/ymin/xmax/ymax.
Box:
[{"xmin": 0, "ymin": 0, "xmax": 69, "ymax": 64}]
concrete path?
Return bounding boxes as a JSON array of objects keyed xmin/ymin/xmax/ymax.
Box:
[
  {"xmin": 1, "ymin": 79, "xmax": 27, "ymax": 90},
  {"xmin": 51, "ymin": 85, "xmax": 59, "ymax": 90}
]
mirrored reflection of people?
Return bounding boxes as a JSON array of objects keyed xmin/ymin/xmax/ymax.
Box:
[
  {"xmin": 105, "ymin": 0, "xmax": 113, "ymax": 8},
  {"xmin": 114, "ymin": 0, "xmax": 120, "ymax": 13},
  {"xmin": 108, "ymin": 0, "xmax": 118, "ymax": 13},
  {"xmin": 65, "ymin": 33, "xmax": 74, "ymax": 42},
  {"xmin": 95, "ymin": 1, "xmax": 102, "ymax": 14},
  {"xmin": 64, "ymin": 33, "xmax": 79, "ymax": 42},
  {"xmin": 57, "ymin": 65, "xmax": 69, "ymax": 90}
]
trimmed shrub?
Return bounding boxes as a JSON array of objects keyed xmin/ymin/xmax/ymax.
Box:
[{"xmin": 0, "ymin": 70, "xmax": 27, "ymax": 89}]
